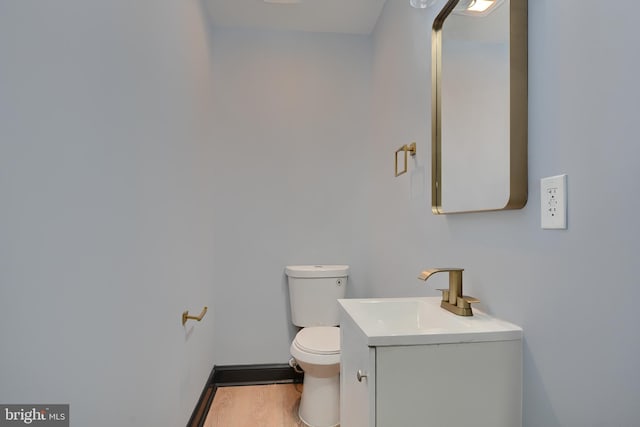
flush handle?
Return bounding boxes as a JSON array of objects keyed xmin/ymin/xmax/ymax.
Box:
[{"xmin": 356, "ymin": 370, "xmax": 368, "ymax": 382}]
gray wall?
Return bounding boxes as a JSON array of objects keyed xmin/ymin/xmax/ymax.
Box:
[
  {"xmin": 0, "ymin": 1, "xmax": 217, "ymax": 425},
  {"xmin": 367, "ymin": 1, "xmax": 640, "ymax": 426},
  {"xmin": 208, "ymin": 28, "xmax": 372, "ymax": 364},
  {"xmin": 2, "ymin": 0, "xmax": 639, "ymax": 426}
]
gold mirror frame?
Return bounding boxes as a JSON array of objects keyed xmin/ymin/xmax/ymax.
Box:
[{"xmin": 431, "ymin": 0, "xmax": 528, "ymax": 214}]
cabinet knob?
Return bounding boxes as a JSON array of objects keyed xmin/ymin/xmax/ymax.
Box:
[{"xmin": 356, "ymin": 370, "xmax": 368, "ymax": 382}]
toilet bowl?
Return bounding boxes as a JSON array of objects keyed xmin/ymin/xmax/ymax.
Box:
[{"xmin": 290, "ymin": 326, "xmax": 341, "ymax": 427}]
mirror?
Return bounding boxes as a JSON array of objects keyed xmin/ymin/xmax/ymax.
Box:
[{"xmin": 432, "ymin": 0, "xmax": 527, "ymax": 214}]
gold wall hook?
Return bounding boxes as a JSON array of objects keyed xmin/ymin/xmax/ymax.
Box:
[
  {"xmin": 395, "ymin": 142, "xmax": 417, "ymax": 177},
  {"xmin": 182, "ymin": 306, "xmax": 208, "ymax": 326}
]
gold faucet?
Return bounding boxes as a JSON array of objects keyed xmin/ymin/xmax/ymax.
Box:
[{"xmin": 417, "ymin": 268, "xmax": 479, "ymax": 316}]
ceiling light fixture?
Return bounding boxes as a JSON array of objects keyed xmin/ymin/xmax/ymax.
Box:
[
  {"xmin": 409, "ymin": 0, "xmax": 437, "ymax": 8},
  {"xmin": 453, "ymin": 0, "xmax": 504, "ymax": 16},
  {"xmin": 467, "ymin": 0, "xmax": 496, "ymax": 12}
]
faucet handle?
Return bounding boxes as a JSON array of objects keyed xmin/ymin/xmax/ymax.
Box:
[
  {"xmin": 436, "ymin": 288, "xmax": 450, "ymax": 301},
  {"xmin": 437, "ymin": 290, "xmax": 478, "ymax": 309},
  {"xmin": 457, "ymin": 296, "xmax": 480, "ymax": 309}
]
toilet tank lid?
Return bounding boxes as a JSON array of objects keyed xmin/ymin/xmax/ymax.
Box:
[{"xmin": 285, "ymin": 265, "xmax": 349, "ymax": 278}]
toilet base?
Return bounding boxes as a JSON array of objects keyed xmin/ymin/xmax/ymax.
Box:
[{"xmin": 298, "ymin": 374, "xmax": 340, "ymax": 427}]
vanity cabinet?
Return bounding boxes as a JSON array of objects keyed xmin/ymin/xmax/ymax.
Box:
[{"xmin": 339, "ymin": 298, "xmax": 522, "ymax": 427}]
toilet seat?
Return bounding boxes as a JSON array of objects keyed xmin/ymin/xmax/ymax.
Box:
[
  {"xmin": 291, "ymin": 326, "xmax": 341, "ymax": 366},
  {"xmin": 294, "ymin": 326, "xmax": 340, "ymax": 355}
]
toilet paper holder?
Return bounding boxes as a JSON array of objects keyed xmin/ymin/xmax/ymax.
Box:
[{"xmin": 182, "ymin": 306, "xmax": 208, "ymax": 326}]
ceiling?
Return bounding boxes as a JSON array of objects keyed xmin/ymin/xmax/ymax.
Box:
[{"xmin": 205, "ymin": 0, "xmax": 388, "ymax": 35}]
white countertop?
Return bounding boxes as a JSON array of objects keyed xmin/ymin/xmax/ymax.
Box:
[{"xmin": 338, "ymin": 296, "xmax": 522, "ymax": 346}]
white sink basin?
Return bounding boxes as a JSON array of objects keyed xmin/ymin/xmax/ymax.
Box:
[{"xmin": 338, "ymin": 297, "xmax": 522, "ymax": 346}]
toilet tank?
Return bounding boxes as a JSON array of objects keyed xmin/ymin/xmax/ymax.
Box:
[{"xmin": 286, "ymin": 265, "xmax": 349, "ymax": 327}]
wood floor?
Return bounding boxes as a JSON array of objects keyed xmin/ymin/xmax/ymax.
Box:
[{"xmin": 204, "ymin": 383, "xmax": 304, "ymax": 427}]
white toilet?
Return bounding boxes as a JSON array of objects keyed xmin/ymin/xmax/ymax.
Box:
[{"xmin": 286, "ymin": 265, "xmax": 349, "ymax": 427}]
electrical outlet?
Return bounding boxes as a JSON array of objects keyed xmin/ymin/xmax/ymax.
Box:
[{"xmin": 541, "ymin": 174, "xmax": 567, "ymax": 229}]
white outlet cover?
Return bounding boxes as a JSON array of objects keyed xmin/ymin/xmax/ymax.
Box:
[{"xmin": 541, "ymin": 174, "xmax": 567, "ymax": 229}]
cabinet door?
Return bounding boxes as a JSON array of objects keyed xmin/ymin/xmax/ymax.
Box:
[
  {"xmin": 340, "ymin": 312, "xmax": 376, "ymax": 427},
  {"xmin": 375, "ymin": 341, "xmax": 522, "ymax": 427}
]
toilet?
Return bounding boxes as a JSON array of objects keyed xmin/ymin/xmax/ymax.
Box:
[{"xmin": 286, "ymin": 265, "xmax": 349, "ymax": 427}]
